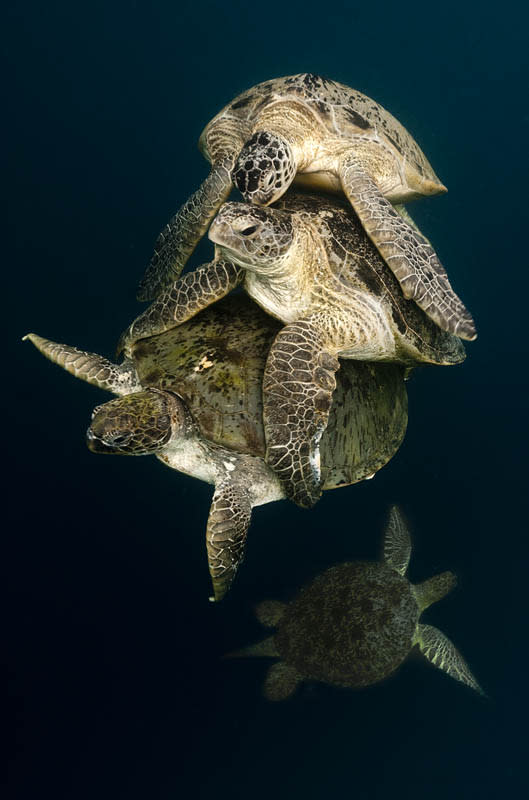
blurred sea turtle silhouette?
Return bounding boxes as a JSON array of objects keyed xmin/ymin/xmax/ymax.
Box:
[
  {"xmin": 228, "ymin": 506, "xmax": 483, "ymax": 699},
  {"xmin": 24, "ymin": 296, "xmax": 408, "ymax": 601}
]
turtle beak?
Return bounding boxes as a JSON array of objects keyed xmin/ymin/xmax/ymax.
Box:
[
  {"xmin": 86, "ymin": 427, "xmax": 115, "ymax": 454},
  {"xmin": 208, "ymin": 216, "xmax": 232, "ymax": 248},
  {"xmin": 209, "ymin": 207, "xmax": 264, "ymax": 252}
]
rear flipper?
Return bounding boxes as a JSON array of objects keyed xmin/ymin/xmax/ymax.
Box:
[
  {"xmin": 206, "ymin": 478, "xmax": 253, "ymax": 602},
  {"xmin": 255, "ymin": 600, "xmax": 287, "ymax": 627},
  {"xmin": 137, "ymin": 159, "xmax": 234, "ymax": 301},
  {"xmin": 416, "ymin": 623, "xmax": 484, "ymax": 695},
  {"xmin": 264, "ymin": 662, "xmax": 303, "ymax": 701}
]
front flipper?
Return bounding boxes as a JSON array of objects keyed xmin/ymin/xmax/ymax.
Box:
[
  {"xmin": 393, "ymin": 204, "xmax": 433, "ymax": 245},
  {"xmin": 137, "ymin": 159, "xmax": 234, "ymax": 301},
  {"xmin": 118, "ymin": 259, "xmax": 244, "ymax": 357},
  {"xmin": 206, "ymin": 478, "xmax": 253, "ymax": 602},
  {"xmin": 416, "ymin": 623, "xmax": 484, "ymax": 695},
  {"xmin": 383, "ymin": 505, "xmax": 412, "ymax": 576},
  {"xmin": 23, "ymin": 334, "xmax": 141, "ymax": 395},
  {"xmin": 339, "ymin": 154, "xmax": 477, "ymax": 341},
  {"xmin": 264, "ymin": 662, "xmax": 303, "ymax": 701},
  {"xmin": 263, "ymin": 319, "xmax": 340, "ymax": 509}
]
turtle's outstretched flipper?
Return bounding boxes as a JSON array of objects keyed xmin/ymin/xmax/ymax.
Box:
[
  {"xmin": 416, "ymin": 623, "xmax": 484, "ymax": 695},
  {"xmin": 118, "ymin": 260, "xmax": 244, "ymax": 357},
  {"xmin": 206, "ymin": 478, "xmax": 253, "ymax": 602},
  {"xmin": 413, "ymin": 571, "xmax": 457, "ymax": 612},
  {"xmin": 264, "ymin": 662, "xmax": 302, "ymax": 701},
  {"xmin": 23, "ymin": 334, "xmax": 140, "ymax": 395},
  {"xmin": 339, "ymin": 153, "xmax": 477, "ymax": 341},
  {"xmin": 137, "ymin": 159, "xmax": 234, "ymax": 301},
  {"xmin": 255, "ymin": 600, "xmax": 287, "ymax": 628},
  {"xmin": 383, "ymin": 505, "xmax": 412, "ymax": 576},
  {"xmin": 263, "ymin": 318, "xmax": 340, "ymax": 509}
]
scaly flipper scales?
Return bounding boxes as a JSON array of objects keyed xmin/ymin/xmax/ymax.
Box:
[
  {"xmin": 339, "ymin": 153, "xmax": 477, "ymax": 341},
  {"xmin": 393, "ymin": 204, "xmax": 433, "ymax": 244},
  {"xmin": 263, "ymin": 318, "xmax": 340, "ymax": 509},
  {"xmin": 23, "ymin": 334, "xmax": 140, "ymax": 395},
  {"xmin": 383, "ymin": 505, "xmax": 412, "ymax": 576},
  {"xmin": 118, "ymin": 260, "xmax": 244, "ymax": 357},
  {"xmin": 206, "ymin": 479, "xmax": 253, "ymax": 602},
  {"xmin": 137, "ymin": 159, "xmax": 234, "ymax": 301},
  {"xmin": 416, "ymin": 623, "xmax": 484, "ymax": 695}
]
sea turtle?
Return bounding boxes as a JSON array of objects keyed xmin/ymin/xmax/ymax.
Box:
[
  {"xmin": 228, "ymin": 506, "xmax": 483, "ymax": 700},
  {"xmin": 24, "ymin": 296, "xmax": 408, "ymax": 601},
  {"xmin": 119, "ymin": 192, "xmax": 467, "ymax": 509},
  {"xmin": 137, "ymin": 73, "xmax": 475, "ymax": 342}
]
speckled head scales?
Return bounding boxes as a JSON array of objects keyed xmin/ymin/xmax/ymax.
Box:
[
  {"xmin": 86, "ymin": 389, "xmax": 187, "ymax": 455},
  {"xmin": 208, "ymin": 201, "xmax": 294, "ymax": 267},
  {"xmin": 233, "ymin": 132, "xmax": 296, "ymax": 206}
]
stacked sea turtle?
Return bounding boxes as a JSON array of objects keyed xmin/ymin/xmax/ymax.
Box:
[{"xmin": 25, "ymin": 74, "xmax": 481, "ymax": 695}]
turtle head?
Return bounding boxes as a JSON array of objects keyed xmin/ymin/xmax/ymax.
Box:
[
  {"xmin": 86, "ymin": 389, "xmax": 189, "ymax": 455},
  {"xmin": 233, "ymin": 132, "xmax": 296, "ymax": 206},
  {"xmin": 208, "ymin": 202, "xmax": 294, "ymax": 271}
]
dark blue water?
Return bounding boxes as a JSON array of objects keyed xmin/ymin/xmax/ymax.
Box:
[{"xmin": 6, "ymin": 2, "xmax": 528, "ymax": 797}]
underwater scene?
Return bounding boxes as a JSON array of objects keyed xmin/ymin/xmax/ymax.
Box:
[{"xmin": 6, "ymin": 1, "xmax": 528, "ymax": 797}]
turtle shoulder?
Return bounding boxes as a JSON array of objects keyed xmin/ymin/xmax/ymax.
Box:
[
  {"xmin": 131, "ymin": 296, "xmax": 280, "ymax": 455},
  {"xmin": 329, "ymin": 81, "xmax": 442, "ymax": 183},
  {"xmin": 199, "ymin": 78, "xmax": 286, "ymax": 154},
  {"xmin": 321, "ymin": 361, "xmax": 408, "ymax": 489},
  {"xmin": 275, "ymin": 562, "xmax": 418, "ymax": 687}
]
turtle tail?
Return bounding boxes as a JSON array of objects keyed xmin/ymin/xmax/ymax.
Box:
[{"xmin": 23, "ymin": 333, "xmax": 141, "ymax": 396}]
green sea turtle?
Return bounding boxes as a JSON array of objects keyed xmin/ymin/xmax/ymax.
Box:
[
  {"xmin": 119, "ymin": 193, "xmax": 467, "ymax": 509},
  {"xmin": 138, "ymin": 73, "xmax": 475, "ymax": 343},
  {"xmin": 24, "ymin": 296, "xmax": 408, "ymax": 601},
  {"xmin": 229, "ymin": 506, "xmax": 483, "ymax": 700}
]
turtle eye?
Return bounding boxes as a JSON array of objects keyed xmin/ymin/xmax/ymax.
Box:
[
  {"xmin": 109, "ymin": 431, "xmax": 133, "ymax": 447},
  {"xmin": 240, "ymin": 224, "xmax": 259, "ymax": 237}
]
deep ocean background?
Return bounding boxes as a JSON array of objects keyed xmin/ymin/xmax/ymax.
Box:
[{"xmin": 5, "ymin": 1, "xmax": 529, "ymax": 797}]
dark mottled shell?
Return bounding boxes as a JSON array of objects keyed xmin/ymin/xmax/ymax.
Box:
[
  {"xmin": 320, "ymin": 360, "xmax": 407, "ymax": 489},
  {"xmin": 131, "ymin": 295, "xmax": 407, "ymax": 489},
  {"xmin": 275, "ymin": 562, "xmax": 419, "ymax": 688},
  {"xmin": 275, "ymin": 193, "xmax": 465, "ymax": 365},
  {"xmin": 132, "ymin": 295, "xmax": 273, "ymax": 458},
  {"xmin": 201, "ymin": 73, "xmax": 439, "ymax": 186}
]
